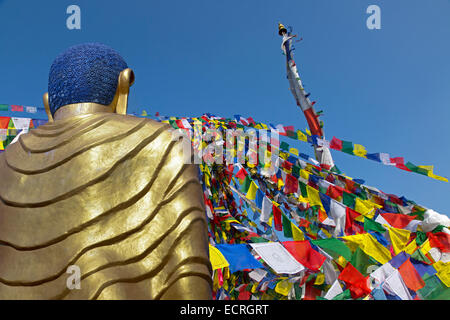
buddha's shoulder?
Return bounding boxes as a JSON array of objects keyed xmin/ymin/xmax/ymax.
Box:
[
  {"xmin": 36, "ymin": 112, "xmax": 174, "ymax": 141},
  {"xmin": 99, "ymin": 113, "xmax": 171, "ymax": 132}
]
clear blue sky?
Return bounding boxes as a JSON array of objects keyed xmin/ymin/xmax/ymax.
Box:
[{"xmin": 0, "ymin": 0, "xmax": 449, "ymax": 215}]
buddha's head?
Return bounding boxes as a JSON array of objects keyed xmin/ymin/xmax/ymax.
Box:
[{"xmin": 43, "ymin": 43, "xmax": 134, "ymax": 121}]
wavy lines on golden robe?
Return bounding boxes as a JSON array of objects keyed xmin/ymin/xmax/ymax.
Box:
[{"xmin": 0, "ymin": 113, "xmax": 212, "ymax": 299}]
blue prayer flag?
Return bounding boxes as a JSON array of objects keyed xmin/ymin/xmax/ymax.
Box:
[{"xmin": 215, "ymin": 244, "xmax": 264, "ymax": 273}]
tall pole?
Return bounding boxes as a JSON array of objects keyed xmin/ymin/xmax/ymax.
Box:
[{"xmin": 278, "ymin": 23, "xmax": 334, "ymax": 170}]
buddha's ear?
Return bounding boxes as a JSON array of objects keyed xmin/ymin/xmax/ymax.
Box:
[
  {"xmin": 43, "ymin": 92, "xmax": 54, "ymax": 123},
  {"xmin": 112, "ymin": 68, "xmax": 135, "ymax": 115}
]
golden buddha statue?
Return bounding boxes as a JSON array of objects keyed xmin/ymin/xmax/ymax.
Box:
[{"xmin": 0, "ymin": 43, "xmax": 212, "ymax": 299}]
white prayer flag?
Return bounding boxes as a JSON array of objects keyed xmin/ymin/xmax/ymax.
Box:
[
  {"xmin": 250, "ymin": 242, "xmax": 305, "ymax": 274},
  {"xmin": 260, "ymin": 196, "xmax": 272, "ymax": 223},
  {"xmin": 330, "ymin": 199, "xmax": 346, "ymax": 236},
  {"xmin": 324, "ymin": 280, "xmax": 343, "ymax": 300}
]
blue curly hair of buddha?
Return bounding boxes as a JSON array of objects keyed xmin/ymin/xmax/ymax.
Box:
[{"xmin": 48, "ymin": 42, "xmax": 128, "ymax": 115}]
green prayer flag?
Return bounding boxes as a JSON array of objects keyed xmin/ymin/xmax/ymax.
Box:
[
  {"xmin": 432, "ymin": 225, "xmax": 446, "ymax": 233},
  {"xmin": 418, "ymin": 274, "xmax": 450, "ymax": 300},
  {"xmin": 294, "ymin": 284, "xmax": 303, "ymax": 300},
  {"xmin": 280, "ymin": 141, "xmax": 289, "ymax": 152},
  {"xmin": 411, "ymin": 246, "xmax": 433, "ymax": 264},
  {"xmin": 343, "ymin": 192, "xmax": 356, "ymax": 208},
  {"xmin": 333, "ymin": 289, "xmax": 352, "ymax": 300},
  {"xmin": 168, "ymin": 119, "xmax": 178, "ymax": 129},
  {"xmin": 415, "ymin": 231, "xmax": 428, "ymax": 246},
  {"xmin": 311, "ymin": 238, "xmax": 352, "ymax": 261},
  {"xmin": 364, "ymin": 218, "xmax": 386, "ymax": 233},
  {"xmin": 0, "ymin": 104, "xmax": 8, "ymax": 111},
  {"xmin": 330, "ymin": 165, "xmax": 342, "ymax": 174},
  {"xmin": 405, "ymin": 162, "xmax": 429, "ymax": 176},
  {"xmin": 241, "ymin": 176, "xmax": 252, "ymax": 193},
  {"xmin": 410, "ymin": 209, "xmax": 425, "ymax": 220},
  {"xmin": 292, "ymin": 165, "xmax": 300, "ymax": 178},
  {"xmin": 282, "ymin": 214, "xmax": 293, "ymax": 238},
  {"xmin": 250, "ymin": 237, "xmax": 269, "ymax": 243},
  {"xmin": 299, "ymin": 181, "xmax": 308, "ymax": 198},
  {"xmin": 341, "ymin": 141, "xmax": 354, "ymax": 155},
  {"xmin": 350, "ymin": 247, "xmax": 379, "ymax": 276}
]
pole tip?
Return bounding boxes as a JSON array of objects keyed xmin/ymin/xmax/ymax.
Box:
[{"xmin": 278, "ymin": 23, "xmax": 287, "ymax": 36}]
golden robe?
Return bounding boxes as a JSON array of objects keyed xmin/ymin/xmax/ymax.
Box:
[{"xmin": 0, "ymin": 112, "xmax": 212, "ymax": 299}]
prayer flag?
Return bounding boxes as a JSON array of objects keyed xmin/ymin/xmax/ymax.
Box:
[
  {"xmin": 283, "ymin": 241, "xmax": 327, "ymax": 271},
  {"xmin": 215, "ymin": 244, "xmax": 264, "ymax": 273}
]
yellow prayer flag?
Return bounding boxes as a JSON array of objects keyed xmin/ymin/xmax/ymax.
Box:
[
  {"xmin": 277, "ymin": 178, "xmax": 284, "ymax": 190},
  {"xmin": 292, "ymin": 222, "xmax": 305, "ymax": 241},
  {"xmin": 419, "ymin": 239, "xmax": 432, "ymax": 255},
  {"xmin": 336, "ymin": 256, "xmax": 348, "ymax": 268},
  {"xmin": 298, "ymin": 194, "xmax": 309, "ymax": 204},
  {"xmin": 355, "ymin": 198, "xmax": 374, "ymax": 220},
  {"xmin": 289, "ymin": 147, "xmax": 299, "ymax": 156},
  {"xmin": 306, "ymin": 185, "xmax": 324, "ymax": 211},
  {"xmin": 353, "ymin": 144, "xmax": 367, "ymax": 158},
  {"xmin": 209, "ymin": 245, "xmax": 229, "ymax": 270},
  {"xmin": 300, "ymin": 169, "xmax": 310, "ymax": 181},
  {"xmin": 314, "ymin": 273, "xmax": 325, "ymax": 285},
  {"xmin": 419, "ymin": 165, "xmax": 449, "ymax": 182},
  {"xmin": 341, "ymin": 233, "xmax": 392, "ymax": 264},
  {"xmin": 246, "ymin": 181, "xmax": 258, "ymax": 200},
  {"xmin": 387, "ymin": 226, "xmax": 411, "ymax": 255},
  {"xmin": 433, "ymin": 261, "xmax": 450, "ymax": 287},
  {"xmin": 297, "ymin": 130, "xmax": 308, "ymax": 142},
  {"xmin": 404, "ymin": 239, "xmax": 418, "ymax": 255},
  {"xmin": 321, "ymin": 227, "xmax": 332, "ymax": 238},
  {"xmin": 275, "ymin": 279, "xmax": 293, "ymax": 296}
]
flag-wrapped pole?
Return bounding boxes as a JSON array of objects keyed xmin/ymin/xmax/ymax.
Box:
[{"xmin": 278, "ymin": 23, "xmax": 334, "ymax": 170}]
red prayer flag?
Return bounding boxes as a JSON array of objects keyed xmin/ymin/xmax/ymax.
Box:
[
  {"xmin": 428, "ymin": 232, "xmax": 450, "ymax": 253},
  {"xmin": 304, "ymin": 279, "xmax": 322, "ymax": 300},
  {"xmin": 344, "ymin": 179, "xmax": 357, "ymax": 193},
  {"xmin": 238, "ymin": 285, "xmax": 251, "ymax": 300},
  {"xmin": 326, "ymin": 184, "xmax": 344, "ymax": 200},
  {"xmin": 398, "ymin": 258, "xmax": 425, "ymax": 292},
  {"xmin": 282, "ymin": 241, "xmax": 327, "ymax": 272},
  {"xmin": 318, "ymin": 209, "xmax": 328, "ymax": 223},
  {"xmin": 338, "ymin": 263, "xmax": 371, "ymax": 299},
  {"xmin": 329, "ymin": 136, "xmax": 343, "ymax": 150},
  {"xmin": 246, "ymin": 117, "xmax": 256, "ymax": 125},
  {"xmin": 175, "ymin": 119, "xmax": 184, "ymax": 129},
  {"xmin": 273, "ymin": 204, "xmax": 283, "ymax": 231},
  {"xmin": 299, "ymin": 218, "xmax": 310, "ymax": 228},
  {"xmin": 284, "ymin": 174, "xmax": 298, "ymax": 194},
  {"xmin": 282, "ymin": 160, "xmax": 293, "ymax": 172},
  {"xmin": 390, "ymin": 157, "xmax": 412, "ymax": 172},
  {"xmin": 235, "ymin": 167, "xmax": 248, "ymax": 180},
  {"xmin": 381, "ymin": 212, "xmax": 417, "ymax": 229},
  {"xmin": 345, "ymin": 207, "xmax": 364, "ymax": 235},
  {"xmin": 10, "ymin": 105, "xmax": 23, "ymax": 112},
  {"xmin": 0, "ymin": 116, "xmax": 10, "ymax": 129}
]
